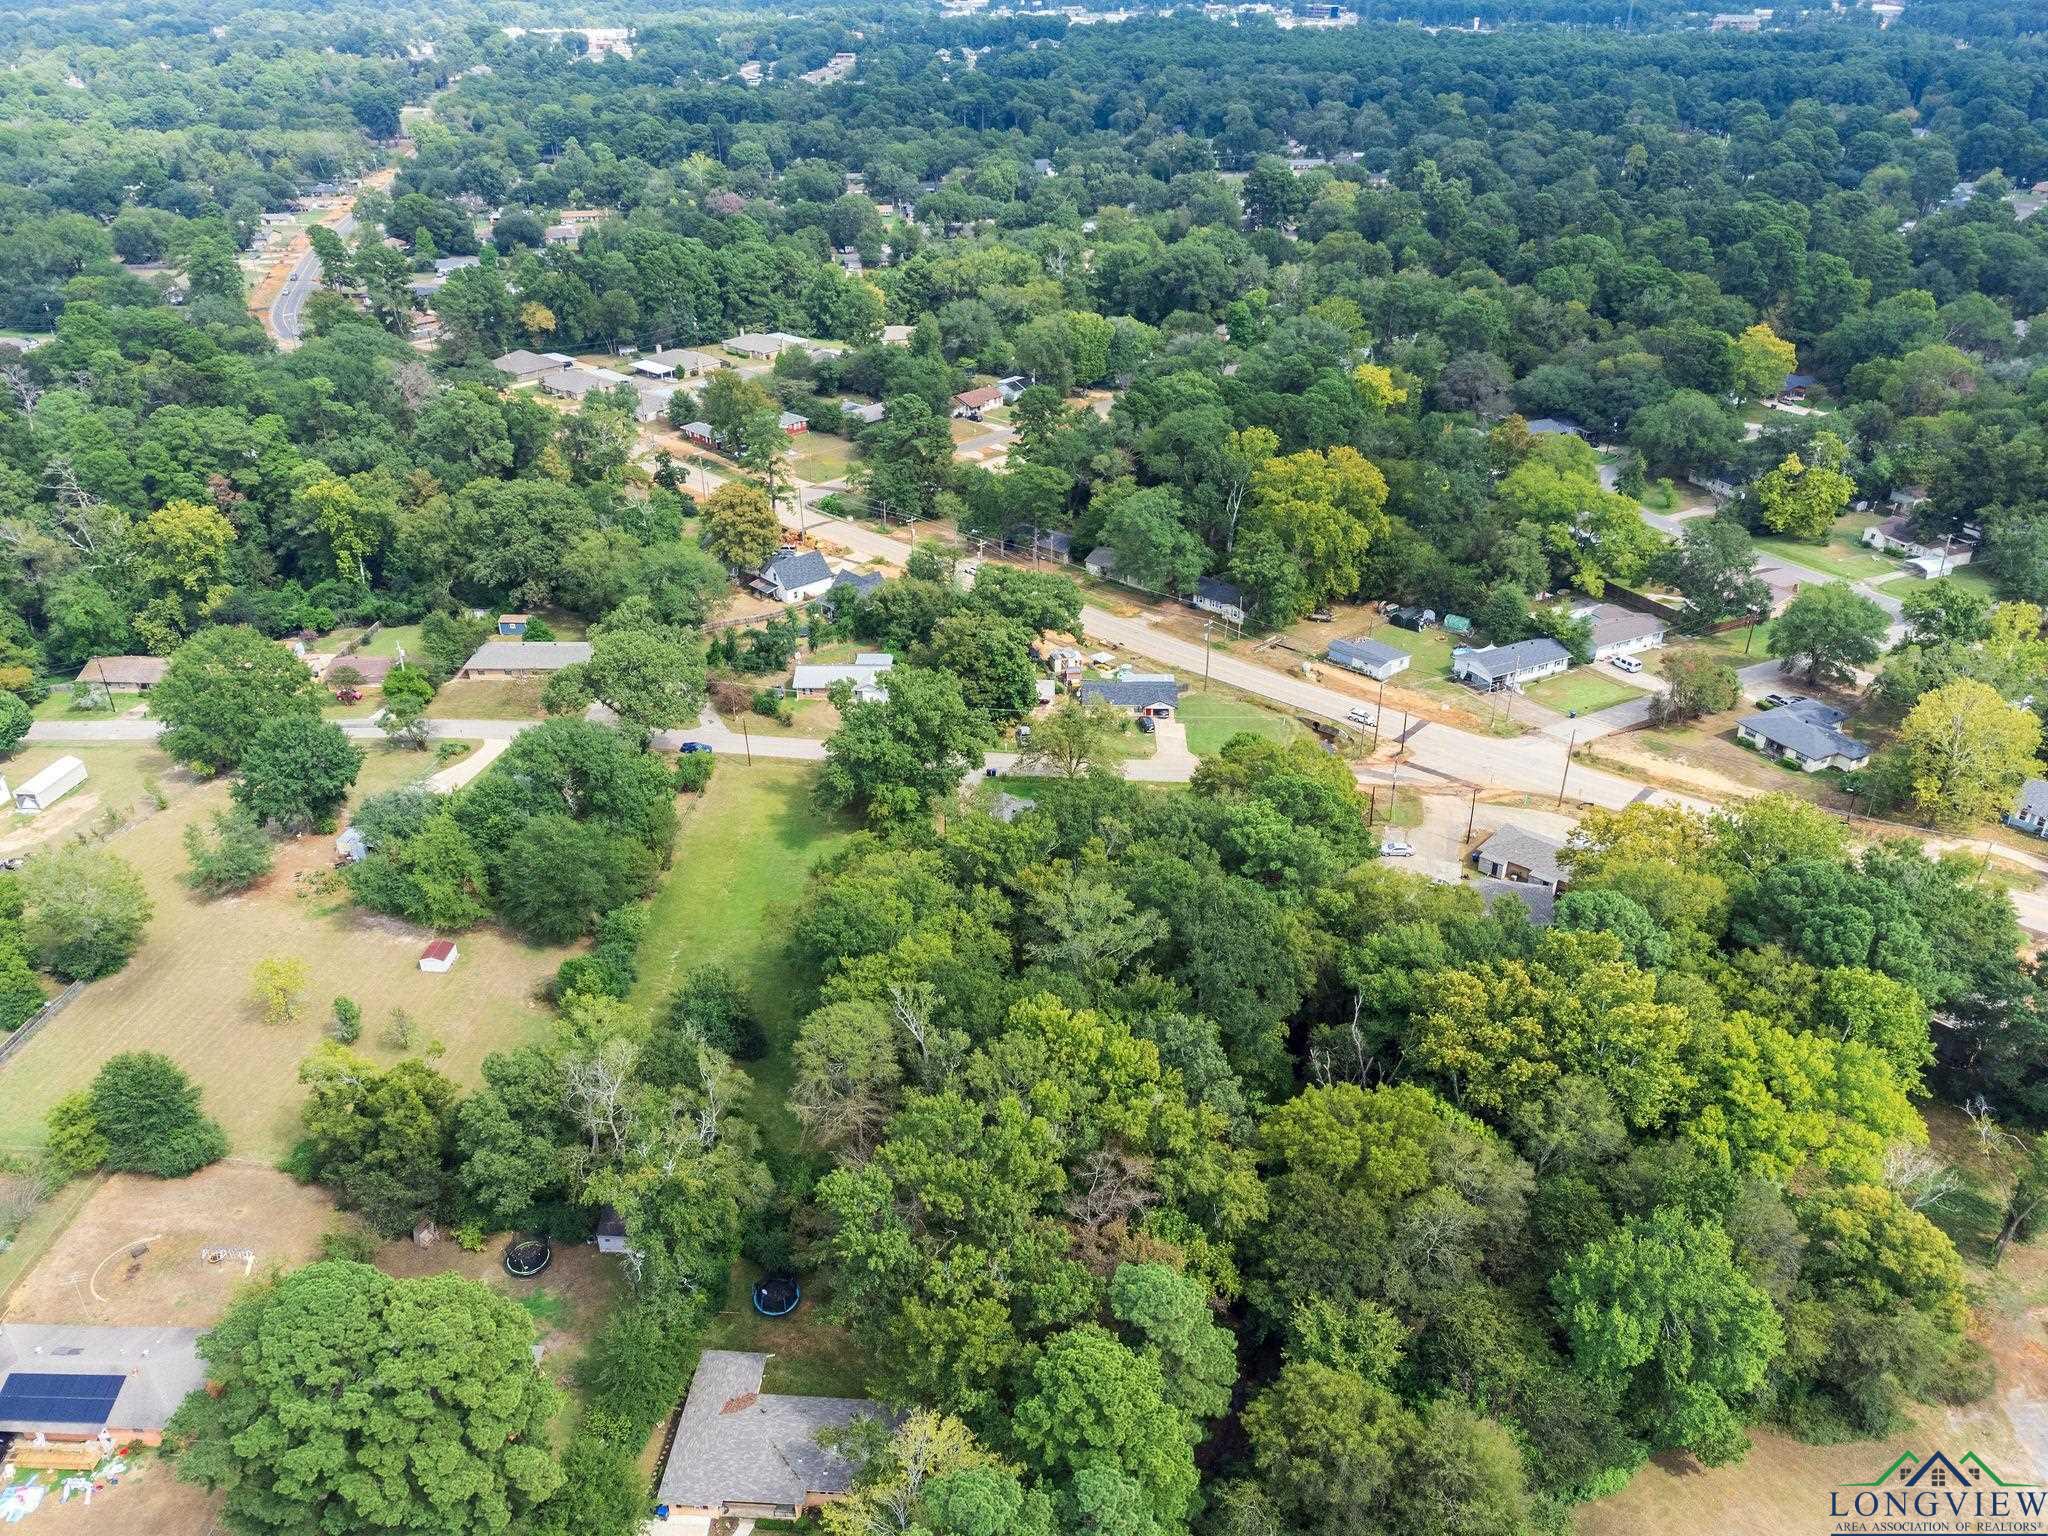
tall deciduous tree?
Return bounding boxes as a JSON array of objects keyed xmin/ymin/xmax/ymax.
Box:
[
  {"xmin": 232, "ymin": 715, "xmax": 363, "ymax": 833},
  {"xmin": 1894, "ymin": 677, "xmax": 2042, "ymax": 829},
  {"xmin": 169, "ymin": 1261, "xmax": 563, "ymax": 1532},
  {"xmin": 817, "ymin": 666, "xmax": 989, "ymax": 822},
  {"xmin": 699, "ymin": 480, "xmax": 781, "ymax": 570},
  {"xmin": 154, "ymin": 625, "xmax": 322, "ymax": 774},
  {"xmin": 1755, "ymin": 433, "xmax": 1856, "ymax": 540},
  {"xmin": 22, "ymin": 846, "xmax": 152, "ymax": 980},
  {"xmin": 1769, "ymin": 583, "xmax": 1890, "ymax": 685}
]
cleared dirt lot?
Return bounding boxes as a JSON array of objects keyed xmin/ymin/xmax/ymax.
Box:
[
  {"xmin": 0, "ymin": 748, "xmax": 569, "ymax": 1159},
  {"xmin": 2, "ymin": 1164, "xmax": 335, "ymax": 1328}
]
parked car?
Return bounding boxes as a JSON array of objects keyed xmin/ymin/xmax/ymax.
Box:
[
  {"xmin": 679, "ymin": 741, "xmax": 713, "ymax": 754},
  {"xmin": 1137, "ymin": 716, "xmax": 1157, "ymax": 733},
  {"xmin": 333, "ymin": 686, "xmax": 363, "ymax": 703},
  {"xmin": 1345, "ymin": 706, "xmax": 1375, "ymax": 727},
  {"xmin": 1378, "ymin": 841, "xmax": 1415, "ymax": 857},
  {"xmin": 1611, "ymin": 655, "xmax": 1643, "ymax": 674}
]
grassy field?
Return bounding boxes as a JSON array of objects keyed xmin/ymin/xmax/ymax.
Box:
[
  {"xmin": 1877, "ymin": 562, "xmax": 2000, "ymax": 603},
  {"xmin": 350, "ymin": 622, "xmax": 424, "ymax": 658},
  {"xmin": 629, "ymin": 762, "xmax": 858, "ymax": 1168},
  {"xmin": 427, "ymin": 677, "xmax": 547, "ymax": 719},
  {"xmin": 1753, "ymin": 523, "xmax": 1898, "ymax": 582},
  {"xmin": 1522, "ymin": 669, "xmax": 1649, "ymax": 716},
  {"xmin": 790, "ymin": 433, "xmax": 857, "ymax": 483},
  {"xmin": 1642, "ymin": 626, "xmax": 1772, "ymax": 676},
  {"xmin": 0, "ymin": 740, "xmax": 196, "ymax": 852},
  {"xmin": 1179, "ymin": 691, "xmax": 1303, "ymax": 755},
  {"xmin": 0, "ymin": 744, "xmax": 566, "ymax": 1159}
]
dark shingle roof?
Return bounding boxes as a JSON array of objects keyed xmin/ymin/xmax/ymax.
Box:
[
  {"xmin": 1473, "ymin": 825, "xmax": 1566, "ymax": 886},
  {"xmin": 763, "ymin": 548, "xmax": 832, "ymax": 590},
  {"xmin": 1739, "ymin": 698, "xmax": 1870, "ymax": 763},
  {"xmin": 1080, "ymin": 678, "xmax": 1183, "ymax": 711},
  {"xmin": 1458, "ymin": 638, "xmax": 1570, "ymax": 679},
  {"xmin": 1475, "ymin": 877, "xmax": 1557, "ymax": 925},
  {"xmin": 1196, "ymin": 577, "xmax": 1243, "ymax": 609}
]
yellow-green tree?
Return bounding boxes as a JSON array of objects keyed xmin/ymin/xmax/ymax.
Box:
[
  {"xmin": 1243, "ymin": 445, "xmax": 1390, "ymax": 608},
  {"xmin": 1896, "ymin": 677, "xmax": 2043, "ymax": 829},
  {"xmin": 1754, "ymin": 431, "xmax": 1855, "ymax": 539},
  {"xmin": 293, "ymin": 474, "xmax": 375, "ymax": 582},
  {"xmin": 1350, "ymin": 362, "xmax": 1407, "ymax": 413},
  {"xmin": 1732, "ymin": 322, "xmax": 1799, "ymax": 400},
  {"xmin": 132, "ymin": 498, "xmax": 235, "ymax": 653},
  {"xmin": 251, "ymin": 954, "xmax": 311, "ymax": 1026},
  {"xmin": 698, "ymin": 480, "xmax": 781, "ymax": 570}
]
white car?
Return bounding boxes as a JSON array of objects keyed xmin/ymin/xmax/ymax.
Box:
[
  {"xmin": 1611, "ymin": 655, "xmax": 1644, "ymax": 674},
  {"xmin": 1378, "ymin": 840, "xmax": 1415, "ymax": 857},
  {"xmin": 1345, "ymin": 707, "xmax": 1375, "ymax": 726}
]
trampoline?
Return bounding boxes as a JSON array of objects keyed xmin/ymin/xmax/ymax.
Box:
[
  {"xmin": 503, "ymin": 1238, "xmax": 552, "ymax": 1278},
  {"xmin": 752, "ymin": 1275, "xmax": 801, "ymax": 1317}
]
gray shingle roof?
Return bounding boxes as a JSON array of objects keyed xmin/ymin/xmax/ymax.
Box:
[
  {"xmin": 1196, "ymin": 577, "xmax": 1243, "ymax": 609},
  {"xmin": 0, "ymin": 1324, "xmax": 206, "ymax": 1435},
  {"xmin": 1739, "ymin": 699, "xmax": 1870, "ymax": 764},
  {"xmin": 1473, "ymin": 825, "xmax": 1566, "ymax": 886},
  {"xmin": 2016, "ymin": 777, "xmax": 2048, "ymax": 822},
  {"xmin": 830, "ymin": 568, "xmax": 885, "ymax": 598},
  {"xmin": 1475, "ymin": 876, "xmax": 1557, "ymax": 925},
  {"xmin": 1458, "ymin": 638, "xmax": 1570, "ymax": 680},
  {"xmin": 656, "ymin": 1351, "xmax": 889, "ymax": 1513},
  {"xmin": 460, "ymin": 640, "xmax": 592, "ymax": 673},
  {"xmin": 1581, "ymin": 604, "xmax": 1666, "ymax": 649},
  {"xmin": 1327, "ymin": 637, "xmax": 1408, "ymax": 670},
  {"xmin": 1080, "ymin": 678, "xmax": 1183, "ymax": 712},
  {"xmin": 763, "ymin": 548, "xmax": 832, "ymax": 590}
]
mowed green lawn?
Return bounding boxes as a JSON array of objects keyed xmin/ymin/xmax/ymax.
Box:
[
  {"xmin": 0, "ymin": 744, "xmax": 564, "ymax": 1159},
  {"xmin": 629, "ymin": 762, "xmax": 858, "ymax": 1165},
  {"xmin": 1178, "ymin": 691, "xmax": 1303, "ymax": 756},
  {"xmin": 1522, "ymin": 669, "xmax": 1649, "ymax": 716}
]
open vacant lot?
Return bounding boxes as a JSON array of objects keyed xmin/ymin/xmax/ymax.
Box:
[
  {"xmin": 2, "ymin": 1164, "xmax": 335, "ymax": 1328},
  {"xmin": 426, "ymin": 677, "xmax": 547, "ymax": 720},
  {"xmin": 0, "ymin": 747, "xmax": 565, "ymax": 1159},
  {"xmin": 0, "ymin": 742, "xmax": 196, "ymax": 854},
  {"xmin": 1523, "ymin": 669, "xmax": 1648, "ymax": 716},
  {"xmin": 1178, "ymin": 691, "xmax": 1303, "ymax": 755}
]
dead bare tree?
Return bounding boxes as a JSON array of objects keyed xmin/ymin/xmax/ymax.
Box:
[
  {"xmin": 1882, "ymin": 1143, "xmax": 1961, "ymax": 1212},
  {"xmin": 1065, "ymin": 1147, "xmax": 1158, "ymax": 1230},
  {"xmin": 562, "ymin": 1036, "xmax": 638, "ymax": 1160}
]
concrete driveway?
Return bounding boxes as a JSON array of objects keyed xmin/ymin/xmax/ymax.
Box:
[{"xmin": 1125, "ymin": 719, "xmax": 1194, "ymax": 782}]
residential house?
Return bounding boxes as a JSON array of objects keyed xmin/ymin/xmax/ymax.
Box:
[
  {"xmin": 540, "ymin": 364, "xmax": 630, "ymax": 400},
  {"xmin": 1451, "ymin": 638, "xmax": 1571, "ymax": 691},
  {"xmin": 2008, "ymin": 778, "xmax": 2048, "ymax": 837},
  {"xmin": 633, "ymin": 384, "xmax": 680, "ymax": 423},
  {"xmin": 0, "ymin": 1324, "xmax": 207, "ymax": 1447},
  {"xmin": 1524, "ymin": 416, "xmax": 1586, "ymax": 438},
  {"xmin": 491, "ymin": 349, "xmax": 575, "ymax": 383},
  {"xmin": 725, "ymin": 331, "xmax": 808, "ymax": 360},
  {"xmin": 1735, "ymin": 698, "xmax": 1871, "ymax": 772},
  {"xmin": 952, "ymin": 385, "xmax": 1003, "ymax": 417},
  {"xmin": 1079, "ymin": 678, "xmax": 1182, "ymax": 717},
  {"xmin": 457, "ymin": 640, "xmax": 593, "ymax": 679},
  {"xmin": 1861, "ymin": 514, "xmax": 1937, "ymax": 558},
  {"xmin": 1471, "ymin": 826, "xmax": 1568, "ymax": 891},
  {"xmin": 680, "ymin": 421, "xmax": 720, "ymax": 448},
  {"xmin": 879, "ymin": 324, "xmax": 915, "ymax": 345},
  {"xmin": 840, "ymin": 400, "xmax": 886, "ymax": 426},
  {"xmin": 1889, "ymin": 485, "xmax": 1931, "ymax": 514},
  {"xmin": 1575, "ymin": 603, "xmax": 1668, "ymax": 661},
  {"xmin": 996, "ymin": 375, "xmax": 1032, "ymax": 402},
  {"xmin": 778, "ymin": 410, "xmax": 810, "ymax": 435},
  {"xmin": 432, "ymin": 255, "xmax": 480, "ymax": 276},
  {"xmin": 543, "ymin": 224, "xmax": 581, "ymax": 246},
  {"xmin": 1326, "ymin": 636, "xmax": 1411, "ymax": 681},
  {"xmin": 1781, "ymin": 372, "xmax": 1816, "ymax": 400},
  {"xmin": 75, "ymin": 655, "xmax": 167, "ymax": 693},
  {"xmin": 1193, "ymin": 578, "xmax": 1246, "ymax": 625},
  {"xmin": 1084, "ymin": 547, "xmax": 1118, "ymax": 579},
  {"xmin": 1690, "ymin": 466, "xmax": 1745, "ymax": 501},
  {"xmin": 753, "ymin": 548, "xmax": 835, "ymax": 605},
  {"xmin": 653, "ymin": 1350, "xmax": 890, "ymax": 1524},
  {"xmin": 824, "ymin": 568, "xmax": 885, "ymax": 615},
  {"xmin": 1034, "ymin": 529, "xmax": 1074, "ymax": 562},
  {"xmin": 791, "ymin": 656, "xmax": 893, "ymax": 702},
  {"xmin": 1475, "ymin": 877, "xmax": 1557, "ymax": 926}
]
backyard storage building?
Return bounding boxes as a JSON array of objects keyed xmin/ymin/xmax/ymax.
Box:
[
  {"xmin": 1326, "ymin": 637, "xmax": 1411, "ymax": 680},
  {"xmin": 13, "ymin": 757, "xmax": 85, "ymax": 813},
  {"xmin": 419, "ymin": 940, "xmax": 458, "ymax": 973}
]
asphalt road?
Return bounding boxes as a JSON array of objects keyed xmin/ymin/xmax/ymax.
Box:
[{"xmin": 270, "ymin": 213, "xmax": 354, "ymax": 344}]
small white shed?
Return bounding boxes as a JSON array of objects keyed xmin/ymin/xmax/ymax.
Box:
[
  {"xmin": 14, "ymin": 756, "xmax": 86, "ymax": 813},
  {"xmin": 419, "ymin": 939, "xmax": 459, "ymax": 973}
]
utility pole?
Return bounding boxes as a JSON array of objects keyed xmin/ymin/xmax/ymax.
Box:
[
  {"xmin": 740, "ymin": 713, "xmax": 752, "ymax": 765},
  {"xmin": 1556, "ymin": 728, "xmax": 1577, "ymax": 807},
  {"xmin": 1465, "ymin": 785, "xmax": 1479, "ymax": 841},
  {"xmin": 1202, "ymin": 621, "xmax": 1215, "ymax": 692}
]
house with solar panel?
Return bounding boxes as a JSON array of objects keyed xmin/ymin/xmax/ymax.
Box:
[{"xmin": 0, "ymin": 1324, "xmax": 206, "ymax": 1451}]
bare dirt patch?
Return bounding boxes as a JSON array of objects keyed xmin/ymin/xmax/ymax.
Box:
[
  {"xmin": 3, "ymin": 1446, "xmax": 225, "ymax": 1534},
  {"xmin": 1, "ymin": 1164, "xmax": 335, "ymax": 1328}
]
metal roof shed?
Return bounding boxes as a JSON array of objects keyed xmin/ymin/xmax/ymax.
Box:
[{"xmin": 14, "ymin": 756, "xmax": 86, "ymax": 813}]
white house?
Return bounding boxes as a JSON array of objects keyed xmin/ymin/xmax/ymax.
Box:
[
  {"xmin": 1193, "ymin": 578, "xmax": 1246, "ymax": 625},
  {"xmin": 2008, "ymin": 778, "xmax": 2048, "ymax": 837},
  {"xmin": 1862, "ymin": 514, "xmax": 1937, "ymax": 559},
  {"xmin": 1326, "ymin": 636, "xmax": 1411, "ymax": 681},
  {"xmin": 1575, "ymin": 603, "xmax": 1668, "ymax": 662},
  {"xmin": 491, "ymin": 349, "xmax": 575, "ymax": 383},
  {"xmin": 13, "ymin": 756, "xmax": 86, "ymax": 813},
  {"xmin": 1451, "ymin": 638, "xmax": 1571, "ymax": 691},
  {"xmin": 753, "ymin": 548, "xmax": 836, "ymax": 604},
  {"xmin": 540, "ymin": 365, "xmax": 630, "ymax": 399},
  {"xmin": 725, "ymin": 331, "xmax": 809, "ymax": 360},
  {"xmin": 1084, "ymin": 547, "xmax": 1118, "ymax": 579},
  {"xmin": 1735, "ymin": 699, "xmax": 1871, "ymax": 772},
  {"xmin": 791, "ymin": 656, "xmax": 893, "ymax": 701}
]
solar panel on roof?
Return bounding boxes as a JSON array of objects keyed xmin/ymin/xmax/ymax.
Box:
[{"xmin": 0, "ymin": 1370, "xmax": 126, "ymax": 1425}]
